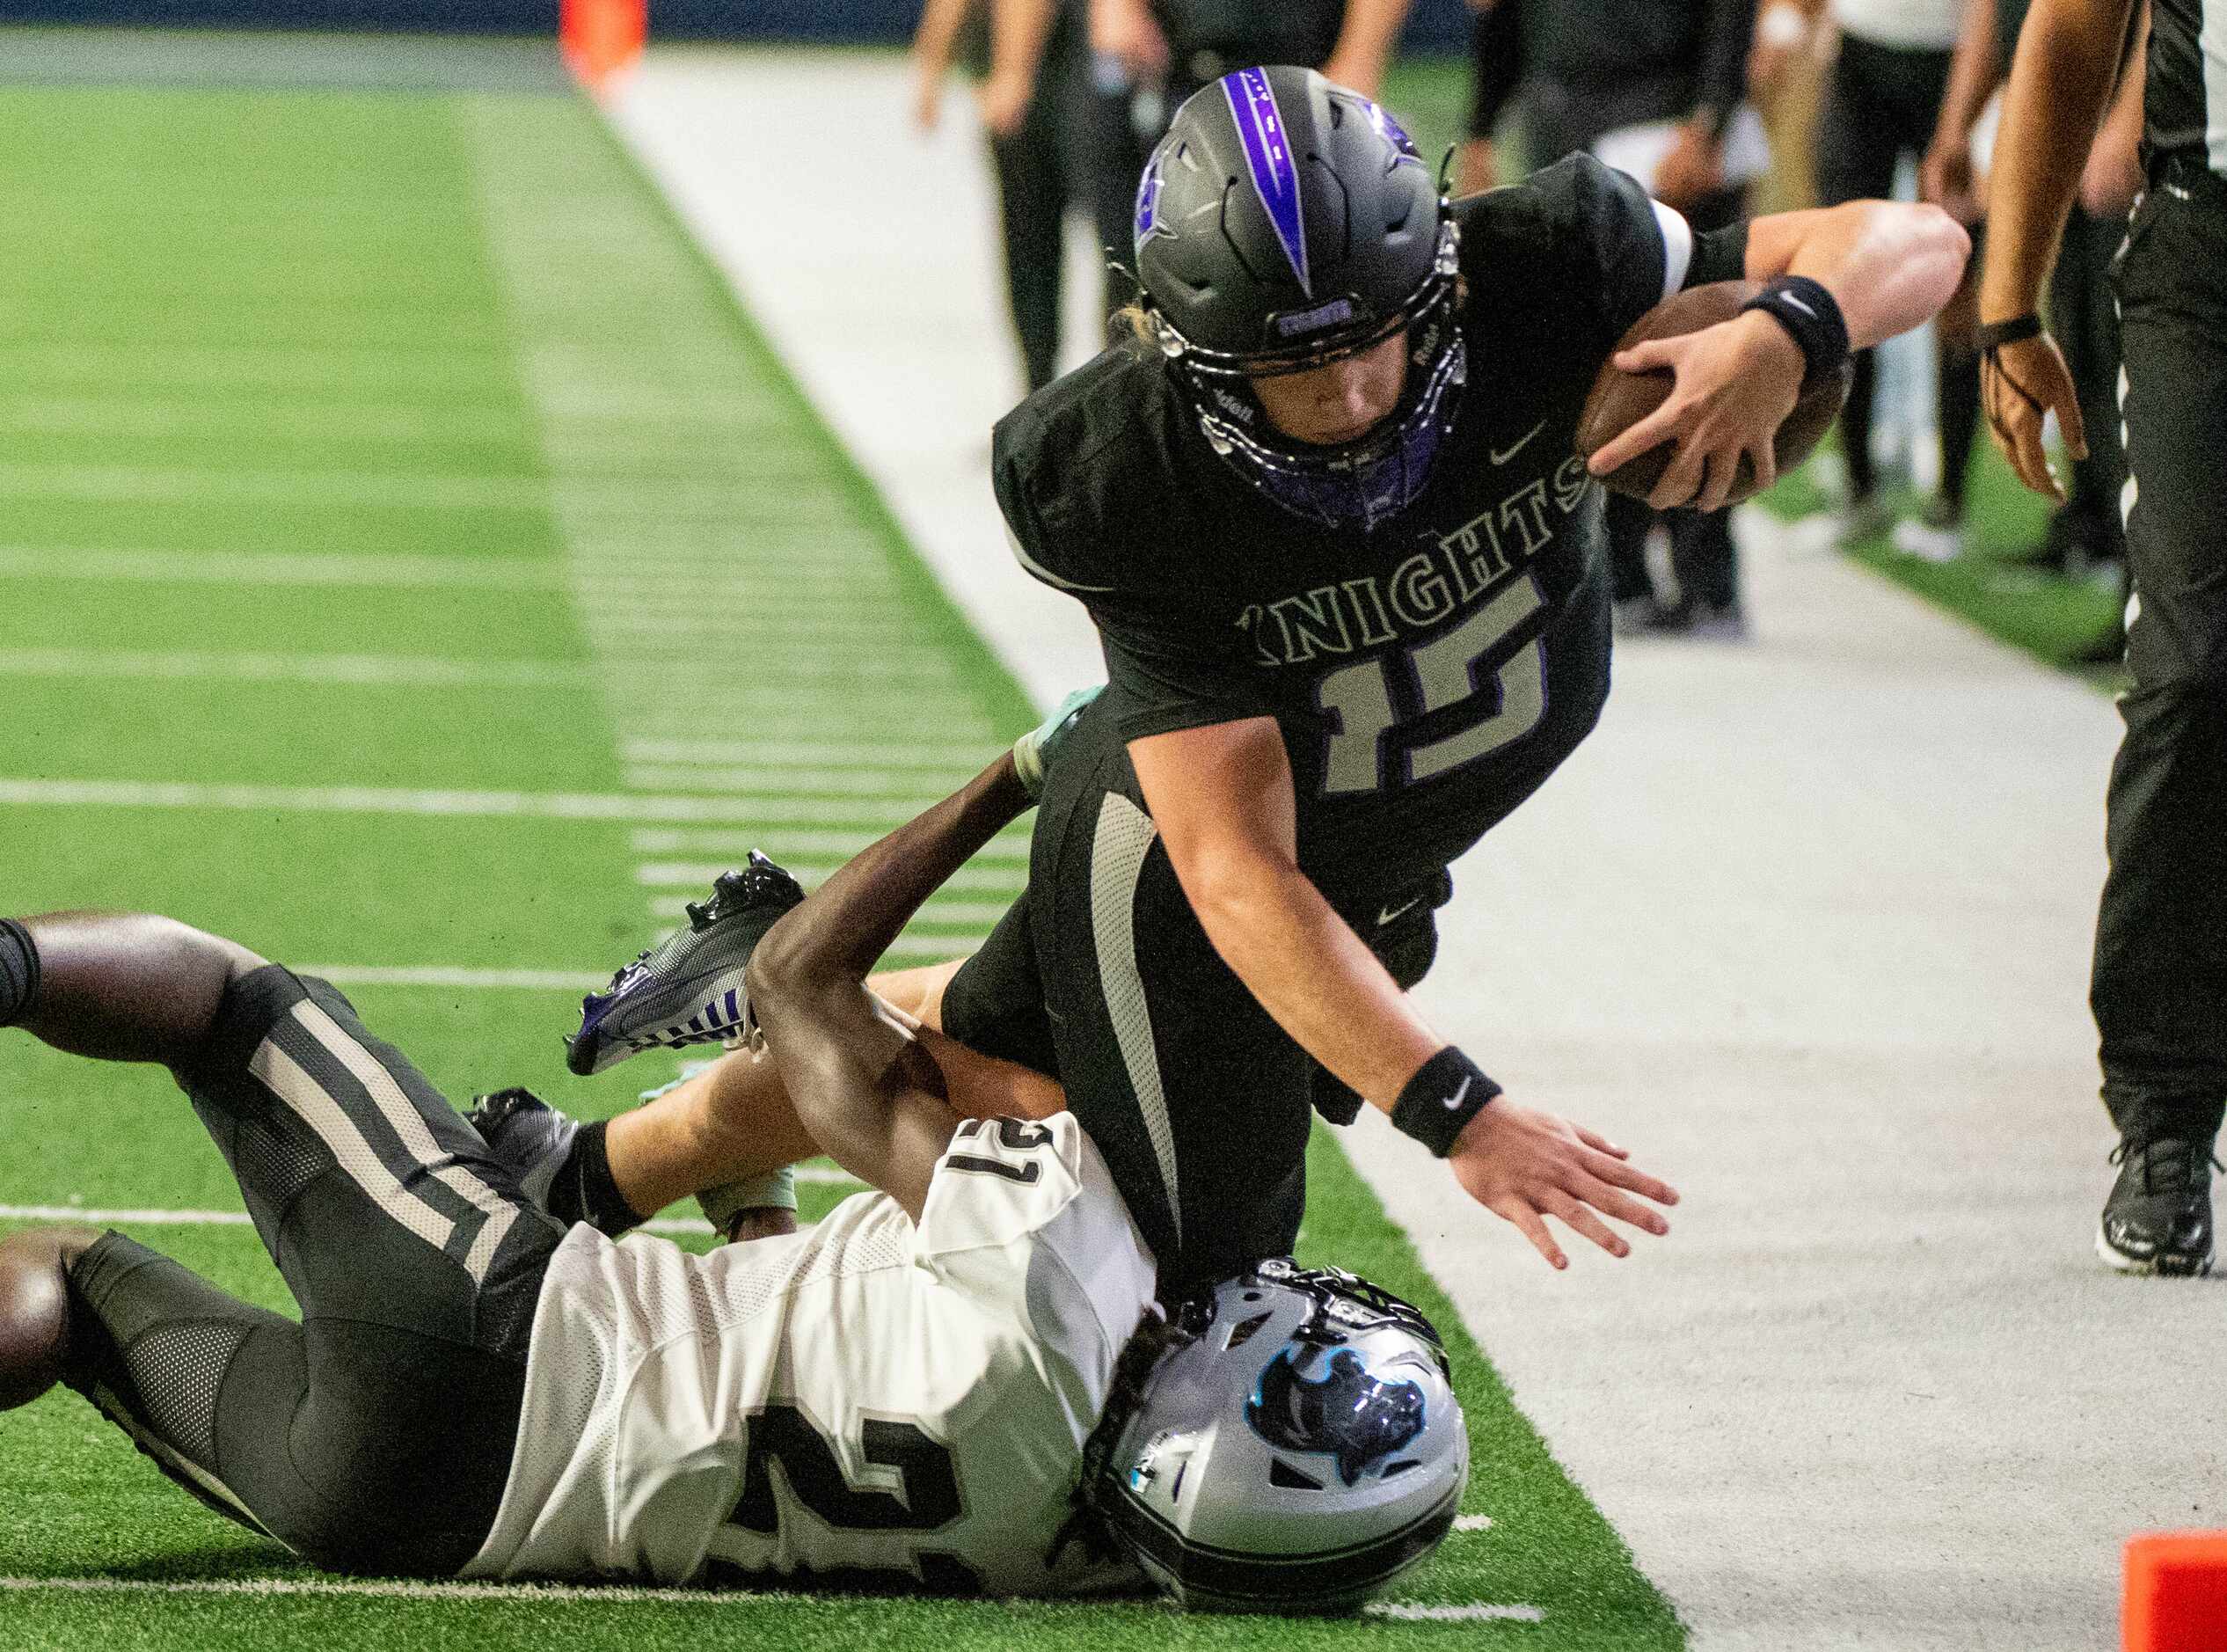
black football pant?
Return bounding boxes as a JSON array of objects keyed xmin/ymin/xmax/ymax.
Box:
[
  {"xmin": 61, "ymin": 967, "xmax": 562, "ymax": 1575},
  {"xmin": 2092, "ymin": 158, "xmax": 2227, "ymax": 1145},
  {"xmin": 1814, "ymin": 33, "xmax": 1981, "ymax": 514},
  {"xmin": 989, "ymin": 49, "xmax": 1098, "ymax": 395},
  {"xmin": 941, "ymin": 716, "xmax": 1448, "ymax": 1295}
]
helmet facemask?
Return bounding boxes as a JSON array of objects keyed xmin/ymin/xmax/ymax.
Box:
[{"xmin": 1150, "ymin": 220, "xmax": 1467, "ymax": 535}]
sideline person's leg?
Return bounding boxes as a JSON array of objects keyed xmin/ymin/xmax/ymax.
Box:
[
  {"xmin": 2092, "ymin": 180, "xmax": 2227, "ymax": 1268},
  {"xmin": 0, "ymin": 914, "xmax": 565, "ymax": 1572},
  {"xmin": 1814, "ymin": 35, "xmax": 1903, "ymax": 521}
]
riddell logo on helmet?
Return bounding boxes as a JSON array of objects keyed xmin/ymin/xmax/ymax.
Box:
[{"xmin": 1274, "ymin": 298, "xmax": 1357, "ymax": 338}]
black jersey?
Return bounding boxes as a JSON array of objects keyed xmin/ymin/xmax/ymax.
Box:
[
  {"xmin": 2143, "ymin": 0, "xmax": 2227, "ymax": 165},
  {"xmin": 992, "ymin": 155, "xmax": 1746, "ymax": 900}
]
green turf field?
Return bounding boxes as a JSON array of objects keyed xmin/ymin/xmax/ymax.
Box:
[{"xmin": 0, "ymin": 49, "xmax": 1684, "ymax": 1651}]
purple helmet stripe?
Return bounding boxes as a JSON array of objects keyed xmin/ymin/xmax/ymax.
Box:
[{"xmin": 1221, "ymin": 69, "xmax": 1311, "ymax": 297}]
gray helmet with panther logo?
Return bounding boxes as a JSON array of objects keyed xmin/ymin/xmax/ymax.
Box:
[
  {"xmin": 1133, "ymin": 65, "xmax": 1464, "ymax": 533},
  {"xmin": 1087, "ymin": 1259, "xmax": 1468, "ymax": 1612}
]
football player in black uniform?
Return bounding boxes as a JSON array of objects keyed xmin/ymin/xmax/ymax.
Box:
[{"xmin": 931, "ymin": 65, "xmax": 1969, "ymax": 1290}]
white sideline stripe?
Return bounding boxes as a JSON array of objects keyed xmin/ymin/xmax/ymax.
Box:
[
  {"xmin": 1454, "ymin": 1514, "xmax": 1495, "ymax": 1531},
  {"xmin": 0, "ymin": 547, "xmax": 568, "ymax": 591},
  {"xmin": 0, "ymin": 778, "xmax": 951, "ymax": 826},
  {"xmin": 1366, "ymin": 1604, "xmax": 1544, "ymax": 1624},
  {"xmin": 0, "ymin": 1575, "xmax": 1527, "ymax": 1619}
]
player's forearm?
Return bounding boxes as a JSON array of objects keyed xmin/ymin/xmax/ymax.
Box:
[
  {"xmin": 1933, "ymin": 0, "xmax": 2004, "ymax": 144},
  {"xmin": 988, "ymin": 0, "xmax": 1057, "ymax": 91},
  {"xmin": 1182, "ymin": 855, "xmax": 1442, "ymax": 1108},
  {"xmin": 1326, "ymin": 0, "xmax": 1413, "ymax": 92},
  {"xmin": 1753, "ymin": 201, "xmax": 1970, "ymax": 348},
  {"xmin": 914, "ymin": 0, "xmax": 977, "ymax": 71},
  {"xmin": 1977, "ymin": 0, "xmax": 2139, "ymax": 318},
  {"xmin": 750, "ymin": 754, "xmax": 1032, "ymax": 994}
]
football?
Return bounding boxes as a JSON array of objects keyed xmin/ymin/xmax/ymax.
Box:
[
  {"xmin": 1574, "ymin": 279, "xmax": 1854, "ymax": 504},
  {"xmin": 0, "ymin": 1232, "xmax": 74, "ymax": 1412}
]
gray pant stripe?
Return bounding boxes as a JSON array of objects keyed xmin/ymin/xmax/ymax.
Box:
[
  {"xmin": 1091, "ymin": 793, "xmax": 1180, "ymax": 1247},
  {"xmin": 288, "ymin": 1000, "xmax": 522, "ymax": 1283},
  {"xmin": 250, "ymin": 1037, "xmax": 456, "ymax": 1255}
]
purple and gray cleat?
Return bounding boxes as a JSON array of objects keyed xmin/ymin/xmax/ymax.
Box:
[{"xmin": 566, "ymin": 852, "xmax": 806, "ymax": 1077}]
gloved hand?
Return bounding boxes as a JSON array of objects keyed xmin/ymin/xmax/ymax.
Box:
[{"xmin": 1011, "ymin": 684, "xmax": 1103, "ymax": 800}]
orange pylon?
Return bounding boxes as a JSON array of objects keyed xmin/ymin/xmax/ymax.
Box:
[
  {"xmin": 561, "ymin": 0, "xmax": 645, "ymax": 92},
  {"xmin": 2125, "ymin": 1532, "xmax": 2227, "ymax": 1652}
]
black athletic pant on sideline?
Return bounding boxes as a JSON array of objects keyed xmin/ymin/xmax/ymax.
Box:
[
  {"xmin": 990, "ymin": 50, "xmax": 1098, "ymax": 394},
  {"xmin": 2052, "ymin": 202, "xmax": 2131, "ymax": 556},
  {"xmin": 1814, "ymin": 33, "xmax": 1981, "ymax": 513},
  {"xmin": 2092, "ymin": 157, "xmax": 2227, "ymax": 1144},
  {"xmin": 61, "ymin": 967, "xmax": 563, "ymax": 1575}
]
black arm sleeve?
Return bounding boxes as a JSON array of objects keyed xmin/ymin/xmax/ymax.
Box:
[{"xmin": 1687, "ymin": 218, "xmax": 1751, "ymax": 289}]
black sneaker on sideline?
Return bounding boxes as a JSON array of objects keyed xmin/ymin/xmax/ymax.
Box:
[
  {"xmin": 2097, "ymin": 1137, "xmax": 2218, "ymax": 1277},
  {"xmin": 566, "ymin": 853, "xmax": 807, "ymax": 1077}
]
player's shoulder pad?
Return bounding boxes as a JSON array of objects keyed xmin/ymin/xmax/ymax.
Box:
[
  {"xmin": 991, "ymin": 339, "xmax": 1179, "ymax": 597},
  {"xmin": 916, "ymin": 1113, "xmax": 1090, "ymax": 1261},
  {"xmin": 1456, "ymin": 152, "xmax": 1654, "ymax": 281}
]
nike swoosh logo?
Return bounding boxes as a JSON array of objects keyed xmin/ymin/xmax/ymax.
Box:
[
  {"xmin": 1491, "ymin": 420, "xmax": 1547, "ymax": 465},
  {"xmin": 1376, "ymin": 897, "xmax": 1423, "ymax": 927},
  {"xmin": 1781, "ymin": 295, "xmax": 1816, "ymax": 318},
  {"xmin": 1442, "ymin": 1075, "xmax": 1473, "ymax": 1110}
]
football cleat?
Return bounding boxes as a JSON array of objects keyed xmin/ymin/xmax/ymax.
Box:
[
  {"xmin": 566, "ymin": 853, "xmax": 806, "ymax": 1077},
  {"xmin": 466, "ymin": 1087, "xmax": 579, "ymax": 1211},
  {"xmin": 2097, "ymin": 1137, "xmax": 2218, "ymax": 1277}
]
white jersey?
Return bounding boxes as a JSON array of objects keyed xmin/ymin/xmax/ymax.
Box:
[{"xmin": 463, "ymin": 1113, "xmax": 1158, "ymax": 1597}]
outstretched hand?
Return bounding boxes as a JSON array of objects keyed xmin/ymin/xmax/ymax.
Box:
[
  {"xmin": 1982, "ymin": 332, "xmax": 2085, "ymax": 503},
  {"xmin": 1586, "ymin": 311, "xmax": 1804, "ymax": 512},
  {"xmin": 1447, "ymin": 1098, "xmax": 1679, "ymax": 1269}
]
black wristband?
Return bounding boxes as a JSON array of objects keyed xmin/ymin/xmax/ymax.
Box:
[
  {"xmin": 1390, "ymin": 1047, "xmax": 1502, "ymax": 1159},
  {"xmin": 1738, "ymin": 274, "xmax": 1850, "ymax": 389},
  {"xmin": 1974, "ymin": 313, "xmax": 2044, "ymax": 352}
]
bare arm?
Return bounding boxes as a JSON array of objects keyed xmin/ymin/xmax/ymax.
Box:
[
  {"xmin": 978, "ymin": 0, "xmax": 1059, "ymax": 138},
  {"xmin": 1129, "ymin": 718, "xmax": 1442, "ymax": 1107},
  {"xmin": 1920, "ymin": 0, "xmax": 2002, "ymax": 223},
  {"xmin": 745, "ymin": 754, "xmax": 1038, "ymax": 1220},
  {"xmin": 912, "ymin": 0, "xmax": 979, "ymax": 130},
  {"xmin": 1977, "ymin": 0, "xmax": 2137, "ymax": 496},
  {"xmin": 1129, "ymin": 718, "xmax": 1679, "ymax": 1268},
  {"xmin": 1322, "ymin": 0, "xmax": 1414, "ymax": 99}
]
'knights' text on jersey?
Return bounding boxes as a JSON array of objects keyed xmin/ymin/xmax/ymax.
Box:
[{"xmin": 992, "ymin": 155, "xmax": 1748, "ymax": 900}]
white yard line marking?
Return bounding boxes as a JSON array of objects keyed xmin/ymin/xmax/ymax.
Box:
[
  {"xmin": 630, "ymin": 827, "xmax": 1029, "ymax": 859},
  {"xmin": 622, "ymin": 738, "xmax": 997, "ymax": 768},
  {"xmin": 1454, "ymin": 1514, "xmax": 1495, "ymax": 1531},
  {"xmin": 0, "ymin": 778, "xmax": 953, "ymax": 826},
  {"xmin": 1364, "ymin": 1603, "xmax": 1543, "ymax": 1624},
  {"xmin": 0, "ymin": 649, "xmax": 595, "ymax": 690},
  {"xmin": 622, "ymin": 765, "xmax": 968, "ymax": 797},
  {"xmin": 0, "ymin": 1574, "xmax": 1525, "ymax": 1619},
  {"xmin": 296, "ymin": 965, "xmax": 607, "ymax": 991},
  {"xmin": 0, "ymin": 547, "xmax": 568, "ymax": 591},
  {"xmin": 634, "ymin": 863, "xmax": 1024, "ymax": 895}
]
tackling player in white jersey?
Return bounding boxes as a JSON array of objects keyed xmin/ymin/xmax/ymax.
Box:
[{"xmin": 0, "ymin": 702, "xmax": 1467, "ymax": 1610}]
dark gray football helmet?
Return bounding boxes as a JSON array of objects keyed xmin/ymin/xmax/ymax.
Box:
[{"xmin": 1133, "ymin": 65, "xmax": 1464, "ymax": 532}]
